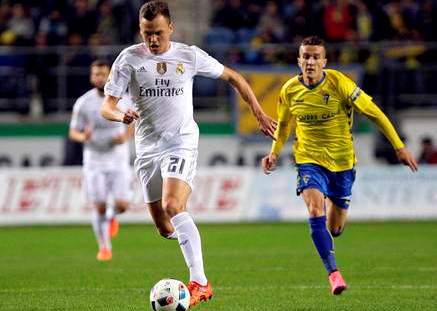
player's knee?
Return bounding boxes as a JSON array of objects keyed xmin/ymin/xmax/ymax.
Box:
[
  {"xmin": 308, "ymin": 205, "xmax": 324, "ymax": 218},
  {"xmin": 95, "ymin": 204, "xmax": 106, "ymax": 215},
  {"xmin": 115, "ymin": 202, "xmax": 129, "ymax": 214},
  {"xmin": 162, "ymin": 196, "xmax": 183, "ymax": 217}
]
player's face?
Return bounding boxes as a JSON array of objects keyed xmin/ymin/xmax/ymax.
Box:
[
  {"xmin": 140, "ymin": 14, "xmax": 174, "ymax": 55},
  {"xmin": 90, "ymin": 65, "xmax": 110, "ymax": 92},
  {"xmin": 298, "ymin": 45, "xmax": 327, "ymax": 83}
]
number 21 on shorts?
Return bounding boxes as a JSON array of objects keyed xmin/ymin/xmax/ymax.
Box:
[{"xmin": 167, "ymin": 156, "xmax": 186, "ymax": 174}]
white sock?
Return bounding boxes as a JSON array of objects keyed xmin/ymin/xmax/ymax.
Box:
[
  {"xmin": 170, "ymin": 212, "xmax": 207, "ymax": 285},
  {"xmin": 92, "ymin": 210, "xmax": 111, "ymax": 250},
  {"xmin": 101, "ymin": 217, "xmax": 111, "ymax": 250},
  {"xmin": 105, "ymin": 204, "xmax": 115, "ymax": 220}
]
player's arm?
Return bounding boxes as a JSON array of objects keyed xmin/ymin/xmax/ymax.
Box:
[
  {"xmin": 113, "ymin": 122, "xmax": 135, "ymax": 145},
  {"xmin": 69, "ymin": 127, "xmax": 91, "ymax": 143},
  {"xmin": 101, "ymin": 95, "xmax": 139, "ymax": 124},
  {"xmin": 352, "ymin": 92, "xmax": 418, "ymax": 171},
  {"xmin": 262, "ymin": 93, "xmax": 296, "ymax": 175},
  {"xmin": 219, "ymin": 66, "xmax": 277, "ymax": 139},
  {"xmin": 69, "ymin": 100, "xmax": 91, "ymax": 143}
]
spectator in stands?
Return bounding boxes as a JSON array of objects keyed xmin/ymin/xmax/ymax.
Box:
[
  {"xmin": 355, "ymin": 0, "xmax": 372, "ymax": 41},
  {"xmin": 210, "ymin": 0, "xmax": 247, "ymax": 31},
  {"xmin": 6, "ymin": 3, "xmax": 34, "ymax": 46},
  {"xmin": 256, "ymin": 1, "xmax": 285, "ymax": 43},
  {"xmin": 109, "ymin": 0, "xmax": 137, "ymax": 44},
  {"xmin": 367, "ymin": 1, "xmax": 395, "ymax": 41},
  {"xmin": 67, "ymin": 0, "xmax": 97, "ymax": 43},
  {"xmin": 27, "ymin": 32, "xmax": 60, "ymax": 113},
  {"xmin": 95, "ymin": 0, "xmax": 120, "ymax": 45},
  {"xmin": 38, "ymin": 8, "xmax": 68, "ymax": 45},
  {"xmin": 322, "ymin": 0, "xmax": 357, "ymax": 42},
  {"xmin": 400, "ymin": 0, "xmax": 420, "ymax": 40},
  {"xmin": 0, "ymin": 3, "xmax": 12, "ymax": 42},
  {"xmin": 64, "ymin": 33, "xmax": 94, "ymax": 106},
  {"xmin": 418, "ymin": 136, "xmax": 437, "ymax": 164},
  {"xmin": 417, "ymin": 0, "xmax": 437, "ymax": 41},
  {"xmin": 243, "ymin": 0, "xmax": 263, "ymax": 29},
  {"xmin": 282, "ymin": 0, "xmax": 323, "ymax": 43}
]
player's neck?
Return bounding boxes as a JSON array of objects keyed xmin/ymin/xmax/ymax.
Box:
[
  {"xmin": 304, "ymin": 73, "xmax": 324, "ymax": 86},
  {"xmin": 96, "ymin": 88, "xmax": 104, "ymax": 97},
  {"xmin": 148, "ymin": 42, "xmax": 172, "ymax": 55}
]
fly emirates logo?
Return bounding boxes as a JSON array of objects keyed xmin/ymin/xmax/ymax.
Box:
[{"xmin": 139, "ymin": 78, "xmax": 184, "ymax": 97}]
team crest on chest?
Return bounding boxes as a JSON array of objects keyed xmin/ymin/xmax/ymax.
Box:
[
  {"xmin": 321, "ymin": 92, "xmax": 330, "ymax": 104},
  {"xmin": 176, "ymin": 63, "xmax": 185, "ymax": 75},
  {"xmin": 156, "ymin": 62, "xmax": 167, "ymax": 75}
]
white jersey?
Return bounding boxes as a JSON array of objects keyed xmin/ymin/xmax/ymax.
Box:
[
  {"xmin": 104, "ymin": 42, "xmax": 224, "ymax": 157},
  {"xmin": 70, "ymin": 88, "xmax": 132, "ymax": 170}
]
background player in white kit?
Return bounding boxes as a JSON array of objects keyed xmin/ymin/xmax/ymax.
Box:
[
  {"xmin": 101, "ymin": 1, "xmax": 277, "ymax": 307},
  {"xmin": 69, "ymin": 60, "xmax": 134, "ymax": 262}
]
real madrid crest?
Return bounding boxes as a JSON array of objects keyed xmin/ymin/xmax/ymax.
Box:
[
  {"xmin": 176, "ymin": 63, "xmax": 185, "ymax": 75},
  {"xmin": 156, "ymin": 62, "xmax": 167, "ymax": 75}
]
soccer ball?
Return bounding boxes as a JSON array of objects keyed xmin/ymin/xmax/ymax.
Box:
[{"xmin": 150, "ymin": 278, "xmax": 190, "ymax": 311}]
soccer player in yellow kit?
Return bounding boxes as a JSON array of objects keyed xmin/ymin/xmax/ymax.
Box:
[{"xmin": 261, "ymin": 36, "xmax": 418, "ymax": 295}]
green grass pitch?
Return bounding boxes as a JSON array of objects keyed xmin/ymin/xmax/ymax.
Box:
[{"xmin": 0, "ymin": 222, "xmax": 436, "ymax": 310}]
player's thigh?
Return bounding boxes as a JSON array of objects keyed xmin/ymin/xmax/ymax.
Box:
[
  {"xmin": 326, "ymin": 197, "xmax": 348, "ymax": 237},
  {"xmin": 296, "ymin": 164, "xmax": 329, "ymax": 217},
  {"xmin": 160, "ymin": 149, "xmax": 197, "ymax": 215},
  {"xmin": 161, "ymin": 178, "xmax": 191, "ymax": 216},
  {"xmin": 326, "ymin": 168, "xmax": 355, "ymax": 236},
  {"xmin": 147, "ymin": 200, "xmax": 174, "ymax": 236},
  {"xmin": 301, "ymin": 188, "xmax": 326, "ymax": 217},
  {"xmin": 84, "ymin": 169, "xmax": 107, "ymax": 206},
  {"xmin": 135, "ymin": 156, "xmax": 163, "ymax": 203},
  {"xmin": 110, "ymin": 168, "xmax": 132, "ymax": 212}
]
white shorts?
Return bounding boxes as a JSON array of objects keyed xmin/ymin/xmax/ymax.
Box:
[
  {"xmin": 134, "ymin": 148, "xmax": 198, "ymax": 203},
  {"xmin": 84, "ymin": 168, "xmax": 132, "ymax": 204}
]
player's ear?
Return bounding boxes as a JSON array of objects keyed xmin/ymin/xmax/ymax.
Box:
[{"xmin": 169, "ymin": 22, "xmax": 174, "ymax": 35}]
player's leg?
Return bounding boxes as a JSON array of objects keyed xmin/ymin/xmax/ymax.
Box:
[
  {"xmin": 326, "ymin": 168, "xmax": 355, "ymax": 238},
  {"xmin": 162, "ymin": 177, "xmax": 212, "ymax": 306},
  {"xmin": 108, "ymin": 169, "xmax": 132, "ymax": 237},
  {"xmin": 297, "ymin": 164, "xmax": 345, "ymax": 294},
  {"xmin": 162, "ymin": 177, "xmax": 206, "ymax": 283},
  {"xmin": 92, "ymin": 202, "xmax": 112, "ymax": 261},
  {"xmin": 300, "ymin": 188, "xmax": 338, "ymax": 275},
  {"xmin": 160, "ymin": 150, "xmax": 212, "ymax": 306},
  {"xmin": 135, "ymin": 156, "xmax": 177, "ymax": 239},
  {"xmin": 147, "ymin": 200, "xmax": 177, "ymax": 239},
  {"xmin": 325, "ymin": 198, "xmax": 348, "ymax": 237},
  {"xmin": 86, "ymin": 170, "xmax": 112, "ymax": 260}
]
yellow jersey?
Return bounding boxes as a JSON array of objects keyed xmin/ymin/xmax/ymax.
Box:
[{"xmin": 271, "ymin": 69, "xmax": 404, "ymax": 171}]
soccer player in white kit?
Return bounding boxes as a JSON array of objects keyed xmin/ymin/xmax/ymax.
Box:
[
  {"xmin": 101, "ymin": 1, "xmax": 277, "ymax": 307},
  {"xmin": 69, "ymin": 60, "xmax": 134, "ymax": 262}
]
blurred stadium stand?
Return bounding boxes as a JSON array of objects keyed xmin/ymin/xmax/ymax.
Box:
[{"xmin": 1, "ymin": 0, "xmax": 437, "ymax": 164}]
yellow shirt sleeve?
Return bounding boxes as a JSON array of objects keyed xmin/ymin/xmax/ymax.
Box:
[
  {"xmin": 335, "ymin": 71, "xmax": 405, "ymax": 150},
  {"xmin": 351, "ymin": 92, "xmax": 404, "ymax": 149},
  {"xmin": 270, "ymin": 87, "xmax": 296, "ymax": 156}
]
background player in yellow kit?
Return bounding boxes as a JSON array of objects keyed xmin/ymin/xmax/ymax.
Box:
[{"xmin": 261, "ymin": 36, "xmax": 418, "ymax": 295}]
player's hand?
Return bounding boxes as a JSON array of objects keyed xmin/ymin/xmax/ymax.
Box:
[
  {"xmin": 122, "ymin": 109, "xmax": 139, "ymax": 124},
  {"xmin": 256, "ymin": 112, "xmax": 277, "ymax": 140},
  {"xmin": 261, "ymin": 153, "xmax": 278, "ymax": 175},
  {"xmin": 83, "ymin": 127, "xmax": 92, "ymax": 142},
  {"xmin": 112, "ymin": 134, "xmax": 128, "ymax": 145},
  {"xmin": 396, "ymin": 147, "xmax": 418, "ymax": 172}
]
